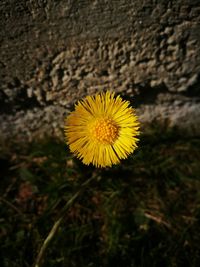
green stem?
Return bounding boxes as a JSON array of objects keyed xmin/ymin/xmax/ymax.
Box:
[{"xmin": 34, "ymin": 174, "xmax": 96, "ymax": 267}]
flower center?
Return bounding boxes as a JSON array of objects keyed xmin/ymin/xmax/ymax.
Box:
[{"xmin": 92, "ymin": 118, "xmax": 119, "ymax": 144}]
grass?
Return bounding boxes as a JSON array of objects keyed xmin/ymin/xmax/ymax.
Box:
[{"xmin": 0, "ymin": 128, "xmax": 200, "ymax": 267}]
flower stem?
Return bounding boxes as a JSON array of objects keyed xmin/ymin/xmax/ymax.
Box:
[{"xmin": 34, "ymin": 174, "xmax": 96, "ymax": 267}]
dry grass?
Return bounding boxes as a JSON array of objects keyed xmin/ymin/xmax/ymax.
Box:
[{"xmin": 0, "ymin": 129, "xmax": 200, "ymax": 267}]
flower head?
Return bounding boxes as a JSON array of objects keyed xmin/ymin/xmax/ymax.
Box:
[{"xmin": 64, "ymin": 91, "xmax": 139, "ymax": 167}]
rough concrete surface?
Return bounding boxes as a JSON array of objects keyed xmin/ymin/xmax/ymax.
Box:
[{"xmin": 0, "ymin": 0, "xmax": 200, "ymax": 143}]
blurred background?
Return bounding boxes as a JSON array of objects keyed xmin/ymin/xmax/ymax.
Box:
[{"xmin": 0, "ymin": 1, "xmax": 200, "ymax": 266}]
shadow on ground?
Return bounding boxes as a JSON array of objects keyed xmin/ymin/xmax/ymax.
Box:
[{"xmin": 0, "ymin": 128, "xmax": 200, "ymax": 267}]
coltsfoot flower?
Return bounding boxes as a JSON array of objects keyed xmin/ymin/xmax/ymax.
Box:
[{"xmin": 64, "ymin": 91, "xmax": 140, "ymax": 167}]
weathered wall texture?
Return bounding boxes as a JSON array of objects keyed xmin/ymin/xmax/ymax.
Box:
[{"xmin": 0, "ymin": 0, "xmax": 200, "ymax": 142}]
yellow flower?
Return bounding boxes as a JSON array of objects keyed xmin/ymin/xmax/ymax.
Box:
[{"xmin": 64, "ymin": 91, "xmax": 140, "ymax": 167}]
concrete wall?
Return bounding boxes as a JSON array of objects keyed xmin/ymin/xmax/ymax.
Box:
[{"xmin": 1, "ymin": 0, "xmax": 200, "ymax": 142}]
